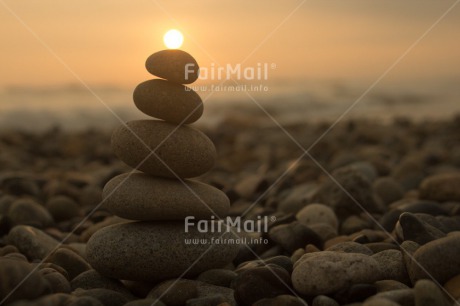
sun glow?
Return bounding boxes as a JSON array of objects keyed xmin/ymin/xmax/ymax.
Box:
[{"xmin": 163, "ymin": 29, "xmax": 184, "ymax": 49}]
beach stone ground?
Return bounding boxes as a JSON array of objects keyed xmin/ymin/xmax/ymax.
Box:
[{"xmin": 1, "ymin": 117, "xmax": 460, "ymax": 305}]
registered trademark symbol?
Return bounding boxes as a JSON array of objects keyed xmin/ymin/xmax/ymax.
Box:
[
  {"xmin": 271, "ymin": 63, "xmax": 276, "ymax": 69},
  {"xmin": 270, "ymin": 216, "xmax": 277, "ymax": 222}
]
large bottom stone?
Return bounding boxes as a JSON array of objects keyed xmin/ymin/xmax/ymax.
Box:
[{"xmin": 86, "ymin": 221, "xmax": 240, "ymax": 282}]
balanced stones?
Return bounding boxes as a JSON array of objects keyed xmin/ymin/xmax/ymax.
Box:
[{"xmin": 87, "ymin": 49, "xmax": 239, "ymax": 282}]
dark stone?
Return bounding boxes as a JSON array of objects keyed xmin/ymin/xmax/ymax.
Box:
[
  {"xmin": 148, "ymin": 279, "xmax": 198, "ymax": 306},
  {"xmin": 311, "ymin": 167, "xmax": 381, "ymax": 218},
  {"xmin": 73, "ymin": 288, "xmax": 130, "ymax": 306},
  {"xmin": 0, "ymin": 258, "xmax": 50, "ymax": 304},
  {"xmin": 232, "ymin": 265, "xmax": 292, "ymax": 306},
  {"xmin": 269, "ymin": 221, "xmax": 322, "ymax": 253},
  {"xmin": 398, "ymin": 212, "xmax": 446, "ymax": 245},
  {"xmin": 334, "ymin": 283, "xmax": 378, "ymax": 304},
  {"xmin": 186, "ymin": 294, "xmax": 228, "ymax": 306},
  {"xmin": 197, "ymin": 269, "xmax": 238, "ymax": 288},
  {"xmin": 252, "ymin": 294, "xmax": 307, "ymax": 306},
  {"xmin": 46, "ymin": 248, "xmax": 91, "ymax": 280}
]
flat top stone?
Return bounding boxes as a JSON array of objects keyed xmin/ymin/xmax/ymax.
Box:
[
  {"xmin": 86, "ymin": 221, "xmax": 240, "ymax": 282},
  {"xmin": 111, "ymin": 120, "xmax": 216, "ymax": 178},
  {"xmin": 133, "ymin": 79, "xmax": 203, "ymax": 125},
  {"xmin": 145, "ymin": 50, "xmax": 199, "ymax": 84},
  {"xmin": 103, "ymin": 172, "xmax": 230, "ymax": 220}
]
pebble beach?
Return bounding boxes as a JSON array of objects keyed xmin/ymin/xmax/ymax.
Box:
[{"xmin": 1, "ymin": 111, "xmax": 460, "ymax": 305}]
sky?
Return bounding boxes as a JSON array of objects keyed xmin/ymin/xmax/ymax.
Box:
[{"xmin": 1, "ymin": 0, "xmax": 460, "ymax": 90}]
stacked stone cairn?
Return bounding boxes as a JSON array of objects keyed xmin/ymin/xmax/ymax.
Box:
[{"xmin": 86, "ymin": 50, "xmax": 239, "ymax": 282}]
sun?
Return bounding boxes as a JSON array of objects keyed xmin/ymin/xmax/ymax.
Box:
[{"xmin": 163, "ymin": 29, "xmax": 184, "ymax": 49}]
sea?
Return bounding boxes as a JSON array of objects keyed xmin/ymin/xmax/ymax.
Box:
[{"xmin": 1, "ymin": 78, "xmax": 459, "ymax": 131}]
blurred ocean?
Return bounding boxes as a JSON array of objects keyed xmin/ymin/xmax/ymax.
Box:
[{"xmin": 1, "ymin": 78, "xmax": 459, "ymax": 131}]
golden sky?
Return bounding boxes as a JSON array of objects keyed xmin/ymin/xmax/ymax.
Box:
[{"xmin": 1, "ymin": 0, "xmax": 459, "ymax": 88}]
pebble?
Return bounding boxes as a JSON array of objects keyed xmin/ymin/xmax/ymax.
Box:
[
  {"xmin": 419, "ymin": 172, "xmax": 460, "ymax": 202},
  {"xmin": 312, "ymin": 295, "xmax": 340, "ymax": 306},
  {"xmin": 1, "ymin": 176, "xmax": 40, "ymax": 197},
  {"xmin": 269, "ymin": 221, "xmax": 323, "ymax": 253},
  {"xmin": 7, "ymin": 225, "xmax": 59, "ymax": 260},
  {"xmin": 68, "ymin": 296, "xmax": 105, "ymax": 306},
  {"xmin": 0, "ymin": 258, "xmax": 50, "ymax": 304},
  {"xmin": 125, "ymin": 299, "xmax": 165, "ymax": 306},
  {"xmin": 0, "ymin": 244, "xmax": 19, "ymax": 256},
  {"xmin": 371, "ymin": 250, "xmax": 410, "ymax": 284},
  {"xmin": 145, "ymin": 49, "xmax": 199, "ymax": 84},
  {"xmin": 186, "ymin": 294, "xmax": 229, "ymax": 306},
  {"xmin": 37, "ymin": 262, "xmax": 69, "ymax": 279},
  {"xmin": 73, "ymin": 288, "xmax": 130, "ymax": 306},
  {"xmin": 277, "ymin": 183, "xmax": 318, "ymax": 214},
  {"xmin": 234, "ymin": 174, "xmax": 269, "ymax": 200},
  {"xmin": 414, "ymin": 279, "xmax": 451, "ymax": 306},
  {"xmin": 79, "ymin": 216, "xmax": 126, "ymax": 242},
  {"xmin": 365, "ymin": 242, "xmax": 399, "ymax": 254},
  {"xmin": 374, "ymin": 280, "xmax": 409, "ymax": 292},
  {"xmin": 86, "ymin": 221, "xmax": 239, "ymax": 282},
  {"xmin": 103, "ymin": 173, "xmax": 229, "ymax": 220},
  {"xmin": 379, "ymin": 209, "xmax": 405, "ymax": 232},
  {"xmin": 236, "ymin": 256, "xmax": 293, "ymax": 274},
  {"xmin": 396, "ymin": 212, "xmax": 446, "ymax": 245},
  {"xmin": 444, "ymin": 274, "xmax": 460, "ymax": 300},
  {"xmin": 292, "ymin": 251, "xmax": 381, "ymax": 295},
  {"xmin": 311, "ymin": 167, "xmax": 381, "ymax": 218},
  {"xmin": 7, "ymin": 198, "xmax": 54, "ymax": 228},
  {"xmin": 252, "ymin": 295, "xmax": 307, "ymax": 306},
  {"xmin": 196, "ymin": 269, "xmax": 238, "ymax": 287},
  {"xmin": 397, "ymin": 200, "xmax": 449, "ymax": 216},
  {"xmin": 341, "ymin": 215, "xmax": 374, "ymax": 235},
  {"xmin": 71, "ymin": 270, "xmax": 133, "ymax": 299},
  {"xmin": 363, "ymin": 297, "xmax": 400, "ymax": 306},
  {"xmin": 7, "ymin": 293, "xmax": 73, "ymax": 306},
  {"xmin": 326, "ymin": 241, "xmax": 373, "ymax": 255},
  {"xmin": 148, "ymin": 279, "xmax": 235, "ymax": 306},
  {"xmin": 78, "ymin": 184, "xmax": 103, "ymax": 207},
  {"xmin": 334, "ymin": 283, "xmax": 377, "ymax": 304},
  {"xmin": 296, "ymin": 203, "xmax": 339, "ymax": 230},
  {"xmin": 291, "ymin": 248, "xmax": 306, "ymax": 264},
  {"xmin": 370, "ymin": 289, "xmax": 414, "ymax": 306},
  {"xmin": 111, "ymin": 120, "xmax": 216, "ymax": 178},
  {"xmin": 39, "ymin": 267, "xmax": 71, "ymax": 293},
  {"xmin": 46, "ymin": 195, "xmax": 81, "ymax": 222},
  {"xmin": 148, "ymin": 279, "xmax": 198, "ymax": 306},
  {"xmin": 0, "ymin": 194, "xmax": 16, "ymax": 214},
  {"xmin": 373, "ymin": 177, "xmax": 404, "ymax": 205},
  {"xmin": 232, "ymin": 265, "xmax": 292, "ymax": 306},
  {"xmin": 133, "ymin": 79, "xmax": 203, "ymax": 124},
  {"xmin": 45, "ymin": 247, "xmax": 91, "ymax": 280},
  {"xmin": 408, "ymin": 232, "xmax": 460, "ymax": 284},
  {"xmin": 309, "ymin": 223, "xmax": 338, "ymax": 242}
]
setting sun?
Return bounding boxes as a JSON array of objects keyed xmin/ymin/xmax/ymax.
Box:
[{"xmin": 163, "ymin": 29, "xmax": 184, "ymax": 49}]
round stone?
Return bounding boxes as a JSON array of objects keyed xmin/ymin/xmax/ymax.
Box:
[
  {"xmin": 409, "ymin": 232, "xmax": 460, "ymax": 284},
  {"xmin": 419, "ymin": 173, "xmax": 460, "ymax": 202},
  {"xmin": 292, "ymin": 251, "xmax": 381, "ymax": 295},
  {"xmin": 111, "ymin": 120, "xmax": 216, "ymax": 178},
  {"xmin": 296, "ymin": 203, "xmax": 339, "ymax": 230},
  {"xmin": 86, "ymin": 221, "xmax": 239, "ymax": 282},
  {"xmin": 0, "ymin": 258, "xmax": 50, "ymax": 304},
  {"xmin": 133, "ymin": 79, "xmax": 203, "ymax": 124},
  {"xmin": 145, "ymin": 50, "xmax": 199, "ymax": 84},
  {"xmin": 46, "ymin": 195, "xmax": 81, "ymax": 222},
  {"xmin": 7, "ymin": 225, "xmax": 59, "ymax": 260},
  {"xmin": 7, "ymin": 198, "xmax": 54, "ymax": 229},
  {"xmin": 103, "ymin": 173, "xmax": 229, "ymax": 220},
  {"xmin": 46, "ymin": 248, "xmax": 91, "ymax": 280},
  {"xmin": 232, "ymin": 265, "xmax": 292, "ymax": 305}
]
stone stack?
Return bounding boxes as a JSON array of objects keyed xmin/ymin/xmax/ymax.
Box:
[{"xmin": 86, "ymin": 50, "xmax": 239, "ymax": 282}]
